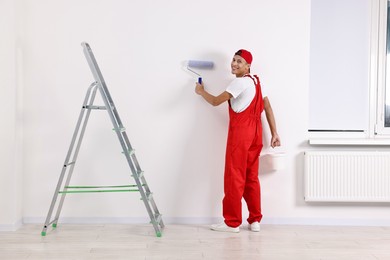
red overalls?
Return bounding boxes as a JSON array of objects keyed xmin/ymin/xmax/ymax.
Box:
[{"xmin": 223, "ymin": 74, "xmax": 264, "ymax": 228}]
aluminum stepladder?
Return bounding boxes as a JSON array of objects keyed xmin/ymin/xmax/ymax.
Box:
[{"xmin": 41, "ymin": 42, "xmax": 164, "ymax": 237}]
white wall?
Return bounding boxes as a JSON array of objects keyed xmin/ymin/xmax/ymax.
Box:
[
  {"xmin": 20, "ymin": 0, "xmax": 309, "ymax": 223},
  {"xmin": 0, "ymin": 0, "xmax": 23, "ymax": 230},
  {"xmin": 2, "ymin": 0, "xmax": 390, "ymax": 228}
]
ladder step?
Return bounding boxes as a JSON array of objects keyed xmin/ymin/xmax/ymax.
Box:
[
  {"xmin": 156, "ymin": 214, "xmax": 162, "ymax": 224},
  {"xmin": 122, "ymin": 149, "xmax": 135, "ymax": 156},
  {"xmin": 140, "ymin": 191, "xmax": 153, "ymax": 201},
  {"xmin": 150, "ymin": 214, "xmax": 162, "ymax": 225},
  {"xmin": 112, "ymin": 127, "xmax": 126, "ymax": 132},
  {"xmin": 83, "ymin": 105, "xmax": 107, "ymax": 110},
  {"xmin": 132, "ymin": 170, "xmax": 144, "ymax": 178}
]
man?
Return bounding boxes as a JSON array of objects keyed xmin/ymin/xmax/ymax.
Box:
[{"xmin": 195, "ymin": 49, "xmax": 281, "ymax": 233}]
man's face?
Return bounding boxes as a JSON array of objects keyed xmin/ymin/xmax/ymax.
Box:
[{"xmin": 231, "ymin": 55, "xmax": 250, "ymax": 77}]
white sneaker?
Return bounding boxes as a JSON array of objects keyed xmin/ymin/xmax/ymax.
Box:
[
  {"xmin": 248, "ymin": 222, "xmax": 260, "ymax": 232},
  {"xmin": 210, "ymin": 223, "xmax": 240, "ymax": 233}
]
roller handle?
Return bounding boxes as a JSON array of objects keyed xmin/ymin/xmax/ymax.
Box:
[{"xmin": 198, "ymin": 77, "xmax": 202, "ymax": 84}]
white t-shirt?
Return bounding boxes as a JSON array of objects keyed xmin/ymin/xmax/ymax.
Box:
[{"xmin": 226, "ymin": 75, "xmax": 267, "ymax": 113}]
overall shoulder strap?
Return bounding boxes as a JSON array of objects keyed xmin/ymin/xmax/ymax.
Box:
[{"xmin": 248, "ymin": 74, "xmax": 264, "ymax": 113}]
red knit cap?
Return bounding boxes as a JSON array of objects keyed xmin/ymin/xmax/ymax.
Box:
[{"xmin": 238, "ymin": 49, "xmax": 252, "ymax": 64}]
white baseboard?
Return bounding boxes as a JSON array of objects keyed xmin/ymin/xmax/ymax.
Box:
[
  {"xmin": 23, "ymin": 217, "xmax": 221, "ymax": 225},
  {"xmin": 261, "ymin": 217, "xmax": 390, "ymax": 226},
  {"xmin": 0, "ymin": 219, "xmax": 23, "ymax": 231},
  {"xmin": 21, "ymin": 217, "xmax": 390, "ymax": 227}
]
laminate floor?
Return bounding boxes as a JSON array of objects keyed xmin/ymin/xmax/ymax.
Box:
[{"xmin": 0, "ymin": 224, "xmax": 390, "ymax": 259}]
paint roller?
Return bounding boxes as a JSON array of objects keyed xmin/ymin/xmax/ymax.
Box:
[{"xmin": 185, "ymin": 60, "xmax": 214, "ymax": 84}]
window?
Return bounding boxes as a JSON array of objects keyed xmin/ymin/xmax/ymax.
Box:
[{"xmin": 309, "ymin": 0, "xmax": 390, "ymax": 143}]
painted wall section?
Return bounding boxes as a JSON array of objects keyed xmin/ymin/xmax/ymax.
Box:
[{"xmin": 20, "ymin": 0, "xmax": 309, "ymax": 222}]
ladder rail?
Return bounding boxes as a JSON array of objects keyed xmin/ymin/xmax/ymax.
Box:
[
  {"xmin": 53, "ymin": 84, "xmax": 99, "ymax": 224},
  {"xmin": 42, "ymin": 82, "xmax": 98, "ymax": 233}
]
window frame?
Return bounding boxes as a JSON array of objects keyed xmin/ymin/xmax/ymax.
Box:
[{"xmin": 375, "ymin": 0, "xmax": 390, "ymax": 136}]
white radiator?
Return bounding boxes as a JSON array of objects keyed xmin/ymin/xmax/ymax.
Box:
[{"xmin": 304, "ymin": 151, "xmax": 390, "ymax": 202}]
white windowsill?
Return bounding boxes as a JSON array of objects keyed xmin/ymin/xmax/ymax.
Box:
[{"xmin": 309, "ymin": 138, "xmax": 390, "ymax": 146}]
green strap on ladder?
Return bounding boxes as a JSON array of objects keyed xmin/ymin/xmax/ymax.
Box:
[{"xmin": 41, "ymin": 42, "xmax": 164, "ymax": 238}]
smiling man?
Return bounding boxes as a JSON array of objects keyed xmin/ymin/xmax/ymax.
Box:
[{"xmin": 195, "ymin": 49, "xmax": 281, "ymax": 233}]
